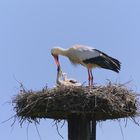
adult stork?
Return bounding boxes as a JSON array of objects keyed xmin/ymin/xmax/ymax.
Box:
[{"xmin": 51, "ymin": 45, "xmax": 121, "ymax": 86}]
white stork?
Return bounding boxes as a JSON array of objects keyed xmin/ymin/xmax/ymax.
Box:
[{"xmin": 51, "ymin": 45, "xmax": 121, "ymax": 86}]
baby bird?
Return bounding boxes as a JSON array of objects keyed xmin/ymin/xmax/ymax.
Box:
[{"xmin": 56, "ymin": 68, "xmax": 82, "ymax": 87}]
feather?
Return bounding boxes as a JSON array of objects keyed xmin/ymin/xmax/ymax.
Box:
[{"xmin": 83, "ymin": 49, "xmax": 121, "ymax": 73}]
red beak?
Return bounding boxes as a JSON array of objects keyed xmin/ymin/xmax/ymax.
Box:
[{"xmin": 53, "ymin": 55, "xmax": 60, "ymax": 67}]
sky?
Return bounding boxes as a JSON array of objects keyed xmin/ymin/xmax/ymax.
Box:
[{"xmin": 0, "ymin": 0, "xmax": 140, "ymax": 140}]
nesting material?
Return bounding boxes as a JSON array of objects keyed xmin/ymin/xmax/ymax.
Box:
[{"xmin": 12, "ymin": 83, "xmax": 139, "ymax": 123}]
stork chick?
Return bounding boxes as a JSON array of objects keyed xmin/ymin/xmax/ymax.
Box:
[{"xmin": 56, "ymin": 68, "xmax": 82, "ymax": 87}]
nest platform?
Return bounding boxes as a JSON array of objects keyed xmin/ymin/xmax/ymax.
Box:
[{"xmin": 13, "ymin": 83, "xmax": 139, "ymax": 123}]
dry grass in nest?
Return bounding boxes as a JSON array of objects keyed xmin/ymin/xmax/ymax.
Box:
[{"xmin": 12, "ymin": 83, "xmax": 139, "ymax": 125}]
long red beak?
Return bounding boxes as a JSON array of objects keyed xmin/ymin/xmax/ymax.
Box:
[{"xmin": 53, "ymin": 55, "xmax": 60, "ymax": 67}]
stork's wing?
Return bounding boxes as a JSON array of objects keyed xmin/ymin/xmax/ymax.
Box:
[
  {"xmin": 69, "ymin": 79, "xmax": 78, "ymax": 83},
  {"xmin": 83, "ymin": 49, "xmax": 121, "ymax": 73}
]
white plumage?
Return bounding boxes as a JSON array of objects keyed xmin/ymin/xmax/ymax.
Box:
[
  {"xmin": 56, "ymin": 68, "xmax": 82, "ymax": 87},
  {"xmin": 51, "ymin": 44, "xmax": 121, "ymax": 86}
]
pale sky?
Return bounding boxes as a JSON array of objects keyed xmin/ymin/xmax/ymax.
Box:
[{"xmin": 0, "ymin": 0, "xmax": 140, "ymax": 140}]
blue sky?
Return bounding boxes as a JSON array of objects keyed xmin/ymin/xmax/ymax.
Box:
[{"xmin": 0, "ymin": 0, "xmax": 140, "ymax": 140}]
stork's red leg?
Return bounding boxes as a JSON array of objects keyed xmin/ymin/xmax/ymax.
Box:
[
  {"xmin": 90, "ymin": 70, "xmax": 93, "ymax": 86},
  {"xmin": 88, "ymin": 69, "xmax": 91, "ymax": 86}
]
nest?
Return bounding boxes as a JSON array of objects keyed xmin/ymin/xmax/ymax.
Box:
[{"xmin": 12, "ymin": 83, "xmax": 139, "ymax": 123}]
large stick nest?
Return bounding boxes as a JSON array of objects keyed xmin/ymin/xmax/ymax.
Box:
[{"xmin": 12, "ymin": 83, "xmax": 139, "ymax": 123}]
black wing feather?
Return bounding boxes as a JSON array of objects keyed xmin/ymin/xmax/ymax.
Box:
[{"xmin": 83, "ymin": 49, "xmax": 121, "ymax": 73}]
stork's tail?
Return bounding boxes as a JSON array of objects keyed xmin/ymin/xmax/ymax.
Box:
[{"xmin": 100, "ymin": 55, "xmax": 121, "ymax": 73}]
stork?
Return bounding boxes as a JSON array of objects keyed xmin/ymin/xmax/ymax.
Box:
[{"xmin": 51, "ymin": 45, "xmax": 121, "ymax": 86}]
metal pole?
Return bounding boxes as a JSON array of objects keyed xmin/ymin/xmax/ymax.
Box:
[
  {"xmin": 90, "ymin": 95, "xmax": 96, "ymax": 140},
  {"xmin": 90, "ymin": 120, "xmax": 96, "ymax": 140},
  {"xmin": 68, "ymin": 116, "xmax": 91, "ymax": 140}
]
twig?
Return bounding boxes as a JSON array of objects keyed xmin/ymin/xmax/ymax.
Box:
[
  {"xmin": 35, "ymin": 122, "xmax": 42, "ymax": 140},
  {"xmin": 118, "ymin": 120, "xmax": 125, "ymax": 140},
  {"xmin": 26, "ymin": 123, "xmax": 30, "ymax": 140},
  {"xmin": 53, "ymin": 120, "xmax": 64, "ymax": 139},
  {"xmin": 1, "ymin": 115, "xmax": 16, "ymax": 125}
]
